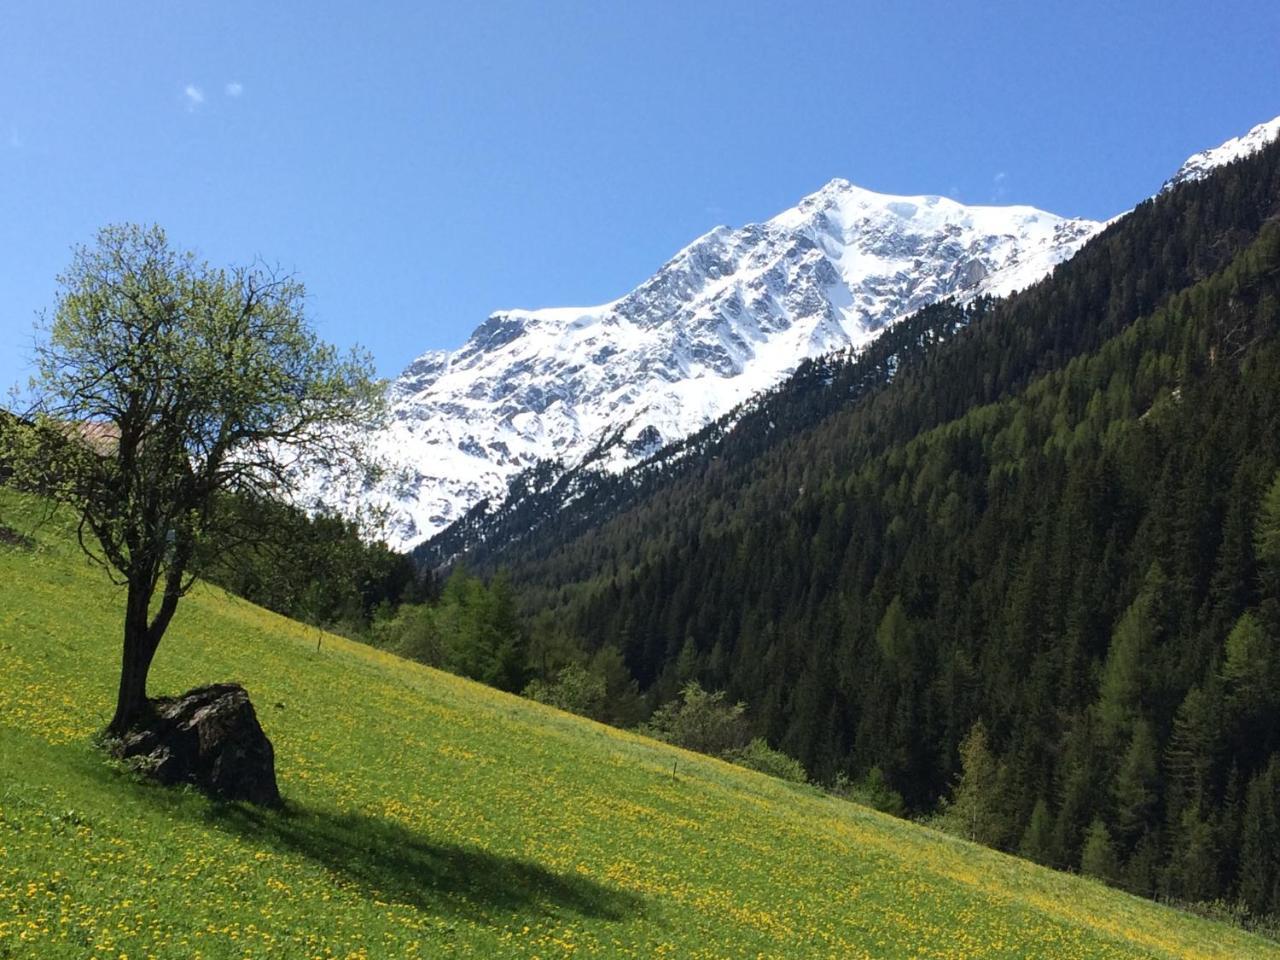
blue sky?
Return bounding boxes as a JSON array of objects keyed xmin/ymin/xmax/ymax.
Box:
[{"xmin": 2, "ymin": 1, "xmax": 1278, "ymax": 392}]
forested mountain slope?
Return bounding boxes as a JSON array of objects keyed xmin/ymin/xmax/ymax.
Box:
[
  {"xmin": 422, "ymin": 134, "xmax": 1280, "ymax": 577},
  {"xmin": 446, "ymin": 139, "xmax": 1280, "ymax": 911},
  {"xmin": 414, "ymin": 297, "xmax": 988, "ymax": 572}
]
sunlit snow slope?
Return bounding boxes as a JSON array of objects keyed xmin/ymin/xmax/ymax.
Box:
[
  {"xmin": 1162, "ymin": 115, "xmax": 1280, "ymax": 192},
  {"xmin": 360, "ymin": 183, "xmax": 1096, "ymax": 547},
  {"xmin": 347, "ymin": 114, "xmax": 1280, "ymax": 550}
]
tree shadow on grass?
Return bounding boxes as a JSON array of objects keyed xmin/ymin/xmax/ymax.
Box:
[{"xmin": 200, "ymin": 800, "xmax": 644, "ymax": 926}]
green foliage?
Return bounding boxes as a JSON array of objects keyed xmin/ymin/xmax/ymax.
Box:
[
  {"xmin": 1256, "ymin": 471, "xmax": 1280, "ymax": 597},
  {"xmin": 1239, "ymin": 758, "xmax": 1280, "ymax": 917},
  {"xmin": 1081, "ymin": 819, "xmax": 1120, "ymax": 883},
  {"xmin": 0, "ymin": 223, "xmax": 382, "ymax": 730},
  {"xmin": 1096, "ymin": 567, "xmax": 1167, "ymax": 743},
  {"xmin": 875, "ymin": 594, "xmax": 913, "ymax": 664},
  {"xmin": 832, "ymin": 766, "xmax": 907, "ymax": 818},
  {"xmin": 373, "ymin": 568, "xmax": 528, "ymax": 692},
  {"xmin": 941, "ymin": 721, "xmax": 1005, "ymax": 845},
  {"xmin": 201, "ymin": 495, "xmax": 421, "ymax": 631},
  {"xmin": 640, "ymin": 681, "xmax": 749, "ymax": 756},
  {"xmin": 524, "ymin": 662, "xmax": 606, "ymax": 718},
  {"xmin": 586, "ymin": 643, "xmax": 646, "ymax": 727},
  {"xmin": 723, "ymin": 738, "xmax": 808, "ymax": 784},
  {"xmin": 1112, "ymin": 720, "xmax": 1160, "ymax": 847},
  {"xmin": 371, "ymin": 599, "xmax": 444, "ymax": 664},
  {"xmin": 1167, "ymin": 806, "xmax": 1222, "ymax": 904},
  {"xmin": 1222, "ymin": 612, "xmax": 1277, "ymax": 734},
  {"xmin": 436, "ymin": 570, "xmax": 527, "ymax": 692},
  {"xmin": 5, "ymin": 224, "xmax": 382, "ymax": 571},
  {"xmin": 1019, "ymin": 798, "xmax": 1056, "ymax": 865},
  {"xmin": 520, "ymin": 641, "xmax": 647, "ymax": 728},
  {"xmin": 1165, "ymin": 684, "xmax": 1223, "ymax": 822},
  {"xmin": 1223, "ymin": 611, "xmax": 1268, "ymax": 689},
  {"xmin": 1122, "ymin": 832, "xmax": 1162, "ymax": 897}
]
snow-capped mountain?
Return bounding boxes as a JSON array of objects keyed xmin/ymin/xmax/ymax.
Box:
[
  {"xmin": 1161, "ymin": 115, "xmax": 1280, "ymax": 192},
  {"xmin": 362, "ymin": 183, "xmax": 1100, "ymax": 549},
  {"xmin": 350, "ymin": 114, "xmax": 1280, "ymax": 551}
]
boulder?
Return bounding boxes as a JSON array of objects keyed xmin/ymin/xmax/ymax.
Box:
[{"xmin": 107, "ymin": 683, "xmax": 281, "ymax": 806}]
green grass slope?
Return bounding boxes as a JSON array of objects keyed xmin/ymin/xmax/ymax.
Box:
[{"xmin": 0, "ymin": 491, "xmax": 1275, "ymax": 960}]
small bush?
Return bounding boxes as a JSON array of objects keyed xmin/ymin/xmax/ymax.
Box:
[
  {"xmin": 376, "ymin": 603, "xmax": 444, "ymax": 665},
  {"xmin": 640, "ymin": 682, "xmax": 749, "ymax": 755},
  {"xmin": 724, "ymin": 738, "xmax": 808, "ymax": 783},
  {"xmin": 524, "ymin": 663, "xmax": 606, "ymax": 718},
  {"xmin": 830, "ymin": 767, "xmax": 906, "ymax": 818}
]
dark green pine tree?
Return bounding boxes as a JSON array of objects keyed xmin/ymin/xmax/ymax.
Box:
[
  {"xmin": 1238, "ymin": 757, "xmax": 1280, "ymax": 917},
  {"xmin": 1164, "ymin": 804, "xmax": 1221, "ymax": 904},
  {"xmin": 1080, "ymin": 819, "xmax": 1120, "ymax": 884},
  {"xmin": 1221, "ymin": 611, "xmax": 1278, "ymax": 768},
  {"xmin": 1164, "ymin": 682, "xmax": 1224, "ymax": 827},
  {"xmin": 1095, "ymin": 564, "xmax": 1167, "ymax": 745},
  {"xmin": 1112, "ymin": 720, "xmax": 1160, "ymax": 850},
  {"xmin": 1018, "ymin": 798, "xmax": 1057, "ymax": 866},
  {"xmin": 1122, "ymin": 830, "xmax": 1162, "ymax": 898},
  {"xmin": 1054, "ymin": 715, "xmax": 1108, "ymax": 867},
  {"xmin": 1255, "ymin": 471, "xmax": 1280, "ymax": 602}
]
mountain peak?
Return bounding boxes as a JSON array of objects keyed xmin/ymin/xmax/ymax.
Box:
[
  {"xmin": 346, "ymin": 187, "xmax": 1100, "ymax": 548},
  {"xmin": 1162, "ymin": 114, "xmax": 1280, "ymax": 192},
  {"xmin": 321, "ymin": 117, "xmax": 1278, "ymax": 550},
  {"xmin": 800, "ymin": 177, "xmax": 912, "ymax": 208},
  {"xmin": 813, "ymin": 176, "xmax": 858, "ymax": 195}
]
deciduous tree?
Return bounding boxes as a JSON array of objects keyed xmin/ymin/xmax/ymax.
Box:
[{"xmin": 1, "ymin": 224, "xmax": 383, "ymax": 734}]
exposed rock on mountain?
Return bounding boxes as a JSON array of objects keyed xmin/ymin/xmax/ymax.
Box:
[
  {"xmin": 364, "ymin": 184, "xmax": 1100, "ymax": 548},
  {"xmin": 340, "ymin": 114, "xmax": 1280, "ymax": 551}
]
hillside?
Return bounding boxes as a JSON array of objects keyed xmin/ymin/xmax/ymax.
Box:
[
  {"xmin": 418, "ymin": 134, "xmax": 1280, "ymax": 911},
  {"xmin": 0, "ymin": 491, "xmax": 1273, "ymax": 958}
]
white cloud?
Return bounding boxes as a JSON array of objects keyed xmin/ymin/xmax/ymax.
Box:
[
  {"xmin": 991, "ymin": 171, "xmax": 1009, "ymax": 202},
  {"xmin": 184, "ymin": 85, "xmax": 205, "ymax": 110},
  {"xmin": 225, "ymin": 81, "xmax": 243, "ymax": 97}
]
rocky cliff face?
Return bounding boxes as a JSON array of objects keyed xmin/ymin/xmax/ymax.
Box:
[
  {"xmin": 334, "ymin": 114, "xmax": 1280, "ymax": 550},
  {"xmin": 356, "ymin": 181, "xmax": 1101, "ymax": 548}
]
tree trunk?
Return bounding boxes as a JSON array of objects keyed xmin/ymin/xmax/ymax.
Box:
[
  {"xmin": 107, "ymin": 537, "xmax": 193, "ymax": 736},
  {"xmin": 107, "ymin": 581, "xmax": 161, "ymax": 735}
]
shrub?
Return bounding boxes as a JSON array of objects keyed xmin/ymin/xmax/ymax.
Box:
[
  {"xmin": 640, "ymin": 681, "xmax": 750, "ymax": 755},
  {"xmin": 724, "ymin": 738, "xmax": 808, "ymax": 783},
  {"xmin": 524, "ymin": 663, "xmax": 606, "ymax": 718},
  {"xmin": 831, "ymin": 767, "xmax": 907, "ymax": 818}
]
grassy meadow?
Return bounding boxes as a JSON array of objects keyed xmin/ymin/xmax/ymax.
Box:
[{"xmin": 0, "ymin": 489, "xmax": 1276, "ymax": 959}]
